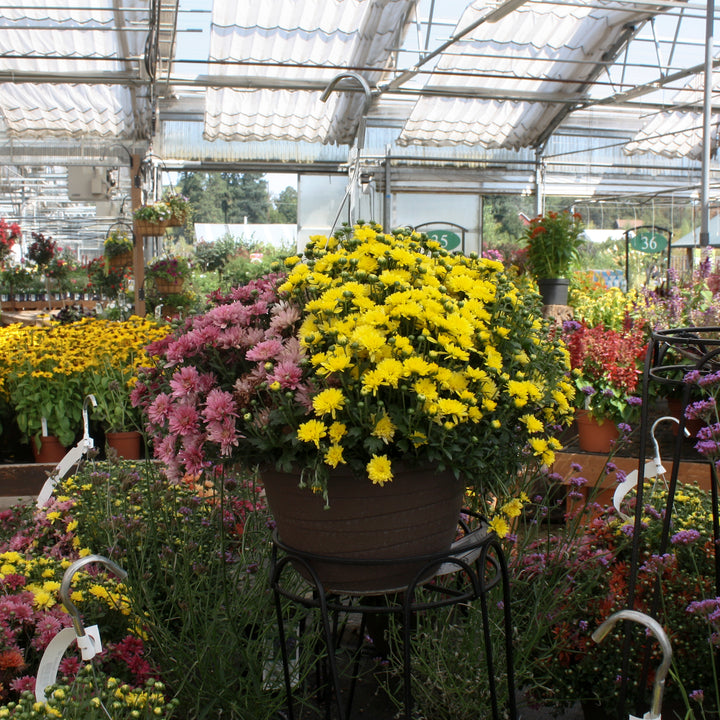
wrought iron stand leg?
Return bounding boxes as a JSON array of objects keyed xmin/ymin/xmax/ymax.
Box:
[
  {"xmin": 271, "ymin": 557, "xmax": 296, "ymax": 720},
  {"xmin": 316, "ymin": 587, "xmax": 347, "ymax": 720}
]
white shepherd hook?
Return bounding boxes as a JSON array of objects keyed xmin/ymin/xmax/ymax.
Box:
[{"xmin": 592, "ymin": 609, "xmax": 672, "ymax": 720}]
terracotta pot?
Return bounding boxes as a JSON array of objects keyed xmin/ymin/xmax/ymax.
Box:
[
  {"xmin": 106, "ymin": 430, "xmax": 142, "ymax": 459},
  {"xmin": 31, "ymin": 435, "xmax": 67, "ymax": 463},
  {"xmin": 575, "ymin": 409, "xmax": 619, "ymax": 454},
  {"xmin": 154, "ymin": 278, "xmax": 185, "ymax": 294},
  {"xmin": 261, "ymin": 464, "xmax": 465, "ymax": 594}
]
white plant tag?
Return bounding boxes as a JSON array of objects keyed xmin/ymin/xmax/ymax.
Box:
[{"xmin": 613, "ymin": 460, "xmax": 661, "ymax": 520}]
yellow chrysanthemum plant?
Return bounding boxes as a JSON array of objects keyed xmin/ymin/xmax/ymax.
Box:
[
  {"xmin": 277, "ymin": 223, "xmax": 574, "ymax": 503},
  {"xmin": 137, "ymin": 223, "xmax": 574, "ymax": 511},
  {"xmin": 0, "ymin": 317, "xmax": 167, "ymax": 448}
]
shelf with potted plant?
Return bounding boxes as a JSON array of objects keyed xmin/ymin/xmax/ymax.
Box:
[
  {"xmin": 145, "ymin": 255, "xmax": 192, "ymax": 295},
  {"xmin": 524, "ymin": 210, "xmax": 585, "ymax": 306},
  {"xmin": 133, "ymin": 191, "xmax": 191, "ymax": 236}
]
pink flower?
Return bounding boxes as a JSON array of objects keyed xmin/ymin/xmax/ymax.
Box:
[
  {"xmin": 168, "ymin": 404, "xmax": 200, "ymax": 436},
  {"xmin": 9, "ymin": 675, "xmax": 35, "ymax": 694},
  {"xmin": 206, "ymin": 418, "xmax": 240, "ymax": 456},
  {"xmin": 203, "ymin": 389, "xmax": 237, "ymax": 423},
  {"xmin": 147, "ymin": 392, "xmax": 173, "ymax": 425},
  {"xmin": 268, "ymin": 301, "xmax": 301, "ymax": 334},
  {"xmin": 245, "ymin": 339, "xmax": 283, "ymax": 362},
  {"xmin": 268, "ymin": 360, "xmax": 303, "ymax": 389},
  {"xmin": 169, "ymin": 366, "xmax": 201, "ymax": 398},
  {"xmin": 154, "ymin": 433, "xmax": 178, "ymax": 465}
]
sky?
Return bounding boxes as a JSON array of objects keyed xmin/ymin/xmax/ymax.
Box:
[{"xmin": 266, "ymin": 173, "xmax": 297, "ymax": 197}]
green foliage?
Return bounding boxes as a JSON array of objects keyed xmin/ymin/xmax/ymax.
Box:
[
  {"xmin": 3, "ymin": 671, "xmax": 179, "ymax": 719},
  {"xmin": 103, "ymin": 229, "xmax": 133, "ymax": 258},
  {"xmin": 269, "ymin": 185, "xmax": 298, "ymax": 223},
  {"xmin": 524, "ymin": 211, "xmax": 585, "ymax": 279},
  {"xmin": 177, "ymin": 172, "xmax": 271, "ymax": 224},
  {"xmin": 64, "ymin": 461, "xmax": 314, "ymax": 719}
]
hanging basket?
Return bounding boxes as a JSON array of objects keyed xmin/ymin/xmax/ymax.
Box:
[
  {"xmin": 261, "ymin": 463, "xmax": 465, "ymax": 594},
  {"xmin": 107, "ymin": 251, "xmax": 133, "ymax": 269},
  {"xmin": 166, "ymin": 212, "xmax": 186, "ymax": 227},
  {"xmin": 154, "ymin": 278, "xmax": 185, "ymax": 294},
  {"xmin": 135, "ymin": 219, "xmax": 169, "ymax": 237}
]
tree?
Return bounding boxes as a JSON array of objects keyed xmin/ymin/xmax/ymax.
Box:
[
  {"xmin": 176, "ymin": 172, "xmax": 271, "ymax": 226},
  {"xmin": 270, "ymin": 186, "xmax": 297, "ymax": 223}
]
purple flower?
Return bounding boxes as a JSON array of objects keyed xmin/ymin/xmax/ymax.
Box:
[{"xmin": 670, "ymin": 529, "xmax": 701, "ymax": 545}]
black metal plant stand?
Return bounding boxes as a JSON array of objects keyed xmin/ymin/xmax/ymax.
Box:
[
  {"xmin": 621, "ymin": 326, "xmax": 720, "ymax": 717},
  {"xmin": 269, "ymin": 512, "xmax": 517, "ymax": 720}
]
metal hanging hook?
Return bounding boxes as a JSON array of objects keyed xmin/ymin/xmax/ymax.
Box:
[
  {"xmin": 592, "ymin": 609, "xmax": 672, "ymax": 720},
  {"xmin": 82, "ymin": 393, "xmax": 97, "ymax": 441},
  {"xmin": 59, "ymin": 554, "xmax": 128, "ymax": 638}
]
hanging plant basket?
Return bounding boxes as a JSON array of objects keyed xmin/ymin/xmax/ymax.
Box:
[
  {"xmin": 154, "ymin": 278, "xmax": 185, "ymax": 294},
  {"xmin": 135, "ymin": 219, "xmax": 169, "ymax": 237},
  {"xmin": 166, "ymin": 212, "xmax": 186, "ymax": 227},
  {"xmin": 108, "ymin": 251, "xmax": 133, "ymax": 269}
]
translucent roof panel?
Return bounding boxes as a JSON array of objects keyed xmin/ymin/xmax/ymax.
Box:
[
  {"xmin": 203, "ymin": 1, "xmax": 417, "ymax": 144},
  {"xmin": 624, "ymin": 68, "xmax": 720, "ymax": 159},
  {"xmin": 0, "ymin": 0, "xmax": 152, "ymax": 139},
  {"xmin": 396, "ymin": 0, "xmax": 666, "ymax": 149}
]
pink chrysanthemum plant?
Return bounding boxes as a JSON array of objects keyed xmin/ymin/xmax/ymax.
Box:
[{"xmin": 133, "ymin": 223, "xmax": 575, "ymax": 505}]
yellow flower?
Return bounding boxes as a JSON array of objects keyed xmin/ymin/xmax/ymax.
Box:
[
  {"xmin": 33, "ymin": 589, "xmax": 55, "ymax": 609},
  {"xmin": 489, "ymin": 516, "xmax": 510, "ymax": 538},
  {"xmin": 520, "ymin": 414, "xmax": 544, "ymax": 433},
  {"xmin": 367, "ymin": 454, "xmax": 393, "ymax": 485},
  {"xmin": 312, "ymin": 388, "xmax": 345, "ymax": 418},
  {"xmin": 296, "ymin": 419, "xmax": 327, "ymax": 448},
  {"xmin": 372, "ymin": 414, "xmax": 396, "ymax": 443},
  {"xmin": 324, "ymin": 444, "xmax": 345, "ymax": 468},
  {"xmin": 328, "ymin": 422, "xmax": 347, "ymax": 443},
  {"xmin": 501, "ymin": 498, "xmax": 524, "ymax": 518}
]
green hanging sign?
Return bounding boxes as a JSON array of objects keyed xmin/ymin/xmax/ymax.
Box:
[
  {"xmin": 426, "ymin": 229, "xmax": 462, "ymax": 251},
  {"xmin": 630, "ymin": 231, "xmax": 668, "ymax": 254}
]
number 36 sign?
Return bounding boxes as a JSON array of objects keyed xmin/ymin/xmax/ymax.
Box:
[{"xmin": 630, "ymin": 230, "xmax": 668, "ymax": 254}]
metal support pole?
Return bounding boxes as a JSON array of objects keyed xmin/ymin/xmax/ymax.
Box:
[{"xmin": 700, "ymin": 0, "xmax": 714, "ymax": 248}]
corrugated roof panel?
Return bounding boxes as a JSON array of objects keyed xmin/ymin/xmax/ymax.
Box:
[
  {"xmin": 204, "ymin": 0, "xmax": 417, "ymax": 145},
  {"xmin": 397, "ymin": 0, "xmax": 663, "ymax": 149},
  {"xmin": 0, "ymin": 0, "xmax": 151, "ymax": 139},
  {"xmin": 624, "ymin": 69, "xmax": 720, "ymax": 159}
]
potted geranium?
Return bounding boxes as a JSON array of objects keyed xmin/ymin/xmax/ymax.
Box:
[
  {"xmin": 133, "ymin": 222, "xmax": 576, "ymax": 592},
  {"xmin": 524, "ymin": 210, "xmax": 585, "ymax": 305},
  {"xmin": 562, "ymin": 319, "xmax": 647, "ymax": 452},
  {"xmin": 145, "ymin": 255, "xmax": 192, "ymax": 294}
]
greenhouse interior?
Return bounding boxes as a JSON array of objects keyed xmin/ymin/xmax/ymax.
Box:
[{"xmin": 1, "ymin": 1, "xmax": 720, "ymax": 719}]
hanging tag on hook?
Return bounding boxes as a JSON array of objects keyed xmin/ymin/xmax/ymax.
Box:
[{"xmin": 613, "ymin": 460, "xmax": 661, "ymax": 520}]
